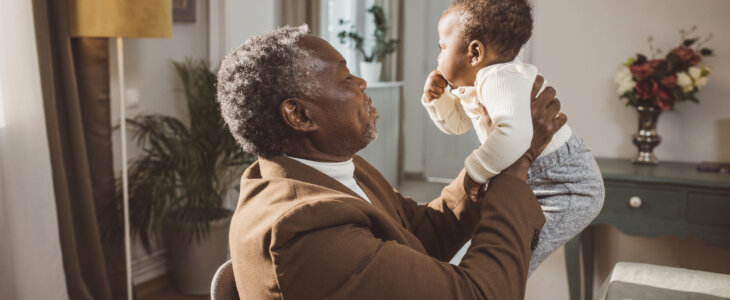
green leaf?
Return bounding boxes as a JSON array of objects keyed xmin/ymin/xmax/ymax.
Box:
[{"xmin": 624, "ymin": 57, "xmax": 635, "ymax": 67}]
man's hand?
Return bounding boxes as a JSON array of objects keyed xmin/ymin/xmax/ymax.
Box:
[
  {"xmin": 502, "ymin": 75, "xmax": 567, "ymax": 181},
  {"xmin": 463, "ymin": 173, "xmax": 484, "ymax": 202},
  {"xmin": 524, "ymin": 75, "xmax": 567, "ymax": 162},
  {"xmin": 423, "ymin": 70, "xmax": 448, "ymax": 102}
]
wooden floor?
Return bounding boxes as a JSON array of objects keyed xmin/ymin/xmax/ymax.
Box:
[{"xmin": 137, "ymin": 275, "xmax": 210, "ymax": 300}]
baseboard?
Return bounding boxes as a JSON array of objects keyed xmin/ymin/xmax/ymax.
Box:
[
  {"xmin": 403, "ymin": 172, "xmax": 426, "ymax": 180},
  {"xmin": 132, "ymin": 249, "xmax": 168, "ymax": 285},
  {"xmin": 404, "ymin": 172, "xmax": 453, "ymax": 184}
]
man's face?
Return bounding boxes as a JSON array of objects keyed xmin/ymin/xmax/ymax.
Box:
[
  {"xmin": 297, "ymin": 35, "xmax": 378, "ymax": 157},
  {"xmin": 436, "ymin": 9, "xmax": 476, "ymax": 88}
]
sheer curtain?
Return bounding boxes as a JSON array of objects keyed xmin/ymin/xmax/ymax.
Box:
[{"xmin": 0, "ymin": 0, "xmax": 68, "ymax": 299}]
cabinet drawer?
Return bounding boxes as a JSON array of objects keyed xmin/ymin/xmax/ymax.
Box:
[
  {"xmin": 687, "ymin": 191, "xmax": 730, "ymax": 226},
  {"xmin": 603, "ymin": 183, "xmax": 684, "ymax": 219}
]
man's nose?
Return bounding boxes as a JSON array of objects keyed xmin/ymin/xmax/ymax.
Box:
[{"xmin": 357, "ymin": 75, "xmax": 367, "ymax": 91}]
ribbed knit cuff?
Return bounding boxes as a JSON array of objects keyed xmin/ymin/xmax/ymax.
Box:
[
  {"xmin": 421, "ymin": 92, "xmax": 459, "ymax": 122},
  {"xmin": 464, "ymin": 151, "xmax": 499, "ymax": 184}
]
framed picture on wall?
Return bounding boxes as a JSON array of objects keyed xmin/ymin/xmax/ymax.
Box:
[{"xmin": 173, "ymin": 0, "xmax": 196, "ymax": 23}]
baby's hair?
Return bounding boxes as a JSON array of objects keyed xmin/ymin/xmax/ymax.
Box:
[{"xmin": 451, "ymin": 0, "xmax": 533, "ymax": 60}]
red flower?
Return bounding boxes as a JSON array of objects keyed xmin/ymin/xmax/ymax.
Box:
[
  {"xmin": 635, "ymin": 79, "xmax": 659, "ymax": 100},
  {"xmin": 653, "ymin": 88, "xmax": 675, "ymax": 110},
  {"xmin": 660, "ymin": 74, "xmax": 677, "ymax": 89},
  {"xmin": 649, "ymin": 59, "xmax": 665, "ymax": 70},
  {"xmin": 671, "ymin": 46, "xmax": 701, "ymax": 66},
  {"xmin": 630, "ymin": 62, "xmax": 653, "ymax": 81}
]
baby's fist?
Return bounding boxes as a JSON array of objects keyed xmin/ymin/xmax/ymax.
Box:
[{"xmin": 423, "ymin": 70, "xmax": 448, "ymax": 102}]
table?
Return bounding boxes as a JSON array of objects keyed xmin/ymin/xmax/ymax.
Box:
[{"xmin": 566, "ymin": 157, "xmax": 730, "ymax": 300}]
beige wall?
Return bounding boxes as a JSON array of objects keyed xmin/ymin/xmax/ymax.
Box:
[
  {"xmin": 402, "ymin": 0, "xmax": 432, "ymax": 173},
  {"xmin": 526, "ymin": 0, "xmax": 730, "ymax": 299},
  {"xmin": 111, "ymin": 1, "xmax": 210, "ymax": 172},
  {"xmin": 531, "ymin": 0, "xmax": 730, "ymax": 162},
  {"xmin": 110, "ymin": 0, "xmax": 211, "ymax": 281}
]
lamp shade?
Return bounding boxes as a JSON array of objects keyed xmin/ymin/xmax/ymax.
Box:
[{"xmin": 68, "ymin": 0, "xmax": 172, "ymax": 38}]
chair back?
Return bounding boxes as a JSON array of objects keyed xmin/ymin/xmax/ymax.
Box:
[{"xmin": 211, "ymin": 259, "xmax": 239, "ymax": 300}]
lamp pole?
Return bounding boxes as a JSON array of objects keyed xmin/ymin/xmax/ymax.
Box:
[{"xmin": 116, "ymin": 36, "xmax": 132, "ymax": 300}]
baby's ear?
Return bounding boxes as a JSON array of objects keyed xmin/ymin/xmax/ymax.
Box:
[{"xmin": 468, "ymin": 40, "xmax": 487, "ymax": 66}]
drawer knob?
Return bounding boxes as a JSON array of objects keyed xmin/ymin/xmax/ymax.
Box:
[{"xmin": 629, "ymin": 196, "xmax": 643, "ymax": 208}]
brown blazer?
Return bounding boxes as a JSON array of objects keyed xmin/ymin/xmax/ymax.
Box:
[{"xmin": 229, "ymin": 155, "xmax": 545, "ymax": 299}]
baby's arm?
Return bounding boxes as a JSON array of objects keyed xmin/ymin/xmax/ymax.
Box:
[
  {"xmin": 421, "ymin": 70, "xmax": 472, "ymax": 135},
  {"xmin": 465, "ymin": 68, "xmax": 536, "ymax": 184}
]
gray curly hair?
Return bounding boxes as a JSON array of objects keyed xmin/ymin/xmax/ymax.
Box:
[{"xmin": 217, "ymin": 25, "xmax": 320, "ymax": 157}]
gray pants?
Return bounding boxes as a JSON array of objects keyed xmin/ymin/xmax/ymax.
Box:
[
  {"xmin": 449, "ymin": 133, "xmax": 605, "ymax": 275},
  {"xmin": 526, "ymin": 132, "xmax": 604, "ymax": 274}
]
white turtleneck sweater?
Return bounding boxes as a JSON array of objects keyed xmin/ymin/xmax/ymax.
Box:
[
  {"xmin": 288, "ymin": 156, "xmax": 373, "ymax": 205},
  {"xmin": 422, "ymin": 60, "xmax": 572, "ymax": 184}
]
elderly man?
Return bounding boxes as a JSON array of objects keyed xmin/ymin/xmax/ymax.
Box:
[{"xmin": 217, "ymin": 25, "xmax": 566, "ymax": 300}]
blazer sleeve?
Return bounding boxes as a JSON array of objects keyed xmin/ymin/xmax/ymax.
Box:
[
  {"xmin": 269, "ymin": 174, "xmax": 546, "ymax": 300},
  {"xmin": 394, "ymin": 169, "xmax": 480, "ymax": 261}
]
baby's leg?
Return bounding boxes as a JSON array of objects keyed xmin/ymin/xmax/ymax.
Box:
[{"xmin": 527, "ymin": 134, "xmax": 605, "ymax": 275}]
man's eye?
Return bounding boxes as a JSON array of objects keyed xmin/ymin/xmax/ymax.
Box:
[{"xmin": 346, "ymin": 76, "xmax": 353, "ymax": 80}]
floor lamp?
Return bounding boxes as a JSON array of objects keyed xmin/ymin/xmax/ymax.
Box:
[{"xmin": 68, "ymin": 1, "xmax": 172, "ymax": 299}]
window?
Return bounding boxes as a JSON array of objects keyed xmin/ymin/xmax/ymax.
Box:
[{"xmin": 322, "ymin": 0, "xmax": 378, "ymax": 77}]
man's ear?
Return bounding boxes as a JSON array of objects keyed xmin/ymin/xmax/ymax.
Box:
[
  {"xmin": 280, "ymin": 98, "xmax": 318, "ymax": 133},
  {"xmin": 467, "ymin": 40, "xmax": 487, "ymax": 66}
]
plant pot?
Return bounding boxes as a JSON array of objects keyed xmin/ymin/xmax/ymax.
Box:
[
  {"xmin": 359, "ymin": 61, "xmax": 382, "ymax": 83},
  {"xmin": 632, "ymin": 105, "xmax": 662, "ymax": 165},
  {"xmin": 164, "ymin": 211, "xmax": 232, "ymax": 295}
]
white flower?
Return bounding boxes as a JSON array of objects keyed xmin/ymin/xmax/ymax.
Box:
[
  {"xmin": 617, "ymin": 79, "xmax": 636, "ymax": 95},
  {"xmin": 614, "ymin": 67, "xmax": 632, "ymax": 84},
  {"xmin": 615, "ymin": 67, "xmax": 635, "ymax": 95},
  {"xmin": 689, "ymin": 66, "xmax": 702, "ymax": 80},
  {"xmin": 695, "ymin": 77, "xmax": 709, "ymax": 88},
  {"xmin": 677, "ymin": 72, "xmax": 693, "ymax": 88}
]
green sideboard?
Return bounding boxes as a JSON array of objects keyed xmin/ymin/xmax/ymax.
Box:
[{"xmin": 566, "ymin": 157, "xmax": 730, "ymax": 300}]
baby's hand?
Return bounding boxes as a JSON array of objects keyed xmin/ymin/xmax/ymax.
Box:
[{"xmin": 423, "ymin": 70, "xmax": 448, "ymax": 102}]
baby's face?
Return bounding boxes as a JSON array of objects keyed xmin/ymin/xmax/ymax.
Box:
[{"xmin": 436, "ymin": 8, "xmax": 478, "ymax": 88}]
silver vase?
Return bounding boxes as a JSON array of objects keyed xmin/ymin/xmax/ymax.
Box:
[{"xmin": 632, "ymin": 105, "xmax": 662, "ymax": 165}]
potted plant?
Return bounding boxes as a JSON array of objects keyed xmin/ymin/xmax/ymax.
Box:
[
  {"xmin": 337, "ymin": 4, "xmax": 399, "ymax": 82},
  {"xmin": 101, "ymin": 59, "xmax": 256, "ymax": 295},
  {"xmin": 614, "ymin": 27, "xmax": 713, "ymax": 164}
]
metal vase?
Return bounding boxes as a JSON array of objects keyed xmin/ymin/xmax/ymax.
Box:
[{"xmin": 632, "ymin": 105, "xmax": 662, "ymax": 165}]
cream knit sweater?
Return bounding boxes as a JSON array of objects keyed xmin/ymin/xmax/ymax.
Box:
[{"xmin": 422, "ymin": 60, "xmax": 572, "ymax": 183}]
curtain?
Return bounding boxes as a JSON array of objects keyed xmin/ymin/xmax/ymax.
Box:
[
  {"xmin": 0, "ymin": 0, "xmax": 68, "ymax": 299},
  {"xmin": 33, "ymin": 0, "xmax": 127, "ymax": 299},
  {"xmin": 375, "ymin": 0, "xmax": 403, "ymax": 81},
  {"xmin": 277, "ymin": 0, "xmax": 322, "ymax": 36}
]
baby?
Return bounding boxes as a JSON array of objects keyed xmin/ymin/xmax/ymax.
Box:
[{"xmin": 422, "ymin": 0, "xmax": 604, "ymax": 273}]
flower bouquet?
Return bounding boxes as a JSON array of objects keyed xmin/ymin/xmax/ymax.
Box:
[
  {"xmin": 613, "ymin": 27, "xmax": 714, "ymax": 164},
  {"xmin": 615, "ymin": 27, "xmax": 713, "ymax": 110}
]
